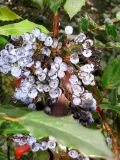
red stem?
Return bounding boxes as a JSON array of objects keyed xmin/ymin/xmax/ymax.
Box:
[
  {"xmin": 93, "ymin": 86, "xmax": 119, "ymax": 160},
  {"xmin": 53, "ymin": 11, "xmax": 60, "ymax": 38}
]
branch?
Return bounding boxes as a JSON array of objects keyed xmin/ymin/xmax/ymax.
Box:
[{"xmin": 93, "ymin": 86, "xmax": 119, "ymax": 160}]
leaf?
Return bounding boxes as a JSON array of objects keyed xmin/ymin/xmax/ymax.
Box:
[
  {"xmin": 32, "ymin": 0, "xmax": 44, "ymax": 8},
  {"xmin": 0, "ymin": 19, "xmax": 49, "ymax": 36},
  {"xmin": 0, "ymin": 121, "xmax": 27, "ymax": 135},
  {"xmin": 94, "ymin": 39, "xmax": 105, "ymax": 47},
  {"xmin": 36, "ymin": 151, "xmax": 50, "ymax": 160},
  {"xmin": 118, "ymin": 86, "xmax": 120, "ymax": 95},
  {"xmin": 46, "ymin": 0, "xmax": 64, "ymax": 13},
  {"xmin": 0, "ymin": 150, "xmax": 8, "ymax": 160},
  {"xmin": 101, "ymin": 56, "xmax": 120, "ymax": 89},
  {"xmin": 85, "ymin": 14, "xmax": 99, "ymax": 29},
  {"xmin": 109, "ymin": 89, "xmax": 118, "ymax": 106},
  {"xmin": 105, "ymin": 23, "xmax": 117, "ymax": 40},
  {"xmin": 64, "ymin": 0, "xmax": 85, "ymax": 19},
  {"xmin": 0, "ymin": 105, "xmax": 113, "ymax": 160},
  {"xmin": 79, "ymin": 17, "xmax": 90, "ymax": 32},
  {"xmin": 100, "ymin": 103, "xmax": 120, "ymax": 113},
  {"xmin": 0, "ymin": 36, "xmax": 8, "ymax": 45},
  {"xmin": 106, "ymin": 42, "xmax": 120, "ymax": 48},
  {"xmin": 116, "ymin": 11, "xmax": 120, "ymax": 20},
  {"xmin": 0, "ymin": 6, "xmax": 21, "ymax": 21}
]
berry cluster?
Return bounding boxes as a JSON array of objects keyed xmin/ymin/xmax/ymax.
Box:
[
  {"xmin": 0, "ymin": 26, "xmax": 98, "ymax": 124},
  {"xmin": 12, "ymin": 134, "xmax": 57, "ymax": 152},
  {"xmin": 12, "ymin": 134, "xmax": 90, "ymax": 160}
]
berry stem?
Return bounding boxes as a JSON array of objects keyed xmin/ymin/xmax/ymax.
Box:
[
  {"xmin": 93, "ymin": 85, "xmax": 119, "ymax": 160},
  {"xmin": 98, "ymin": 109, "xmax": 119, "ymax": 160},
  {"xmin": 53, "ymin": 11, "xmax": 60, "ymax": 38}
]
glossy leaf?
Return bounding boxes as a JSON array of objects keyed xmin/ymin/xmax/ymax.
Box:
[
  {"xmin": 100, "ymin": 103, "xmax": 120, "ymax": 113},
  {"xmin": 32, "ymin": 0, "xmax": 44, "ymax": 8},
  {"xmin": 105, "ymin": 23, "xmax": 117, "ymax": 40},
  {"xmin": 101, "ymin": 56, "xmax": 120, "ymax": 89},
  {"xmin": 79, "ymin": 17, "xmax": 90, "ymax": 32},
  {"xmin": 109, "ymin": 89, "xmax": 118, "ymax": 106},
  {"xmin": 116, "ymin": 11, "xmax": 120, "ymax": 20},
  {"xmin": 64, "ymin": 0, "xmax": 85, "ymax": 19},
  {"xmin": 0, "ymin": 105, "xmax": 113, "ymax": 160},
  {"xmin": 106, "ymin": 42, "xmax": 120, "ymax": 48},
  {"xmin": 36, "ymin": 151, "xmax": 50, "ymax": 160},
  {"xmin": 0, "ymin": 19, "xmax": 49, "ymax": 36},
  {"xmin": 0, "ymin": 6, "xmax": 21, "ymax": 21},
  {"xmin": 0, "ymin": 36, "xmax": 8, "ymax": 45},
  {"xmin": 46, "ymin": 0, "xmax": 64, "ymax": 13},
  {"xmin": 118, "ymin": 86, "xmax": 120, "ymax": 95},
  {"xmin": 0, "ymin": 121, "xmax": 27, "ymax": 135}
]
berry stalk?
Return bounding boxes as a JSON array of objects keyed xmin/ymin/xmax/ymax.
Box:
[{"xmin": 93, "ymin": 85, "xmax": 119, "ymax": 160}]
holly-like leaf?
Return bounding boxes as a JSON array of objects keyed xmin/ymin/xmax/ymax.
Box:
[
  {"xmin": 118, "ymin": 86, "xmax": 120, "ymax": 95},
  {"xmin": 46, "ymin": 0, "xmax": 64, "ymax": 13},
  {"xmin": 0, "ymin": 36, "xmax": 8, "ymax": 45},
  {"xmin": 0, "ymin": 19, "xmax": 49, "ymax": 36},
  {"xmin": 0, "ymin": 6, "xmax": 21, "ymax": 21},
  {"xmin": 32, "ymin": 0, "xmax": 44, "ymax": 8},
  {"xmin": 105, "ymin": 42, "xmax": 120, "ymax": 48},
  {"xmin": 101, "ymin": 56, "xmax": 120, "ymax": 89},
  {"xmin": 100, "ymin": 103, "xmax": 120, "ymax": 113},
  {"xmin": 64, "ymin": 0, "xmax": 85, "ymax": 19},
  {"xmin": 0, "ymin": 121, "xmax": 27, "ymax": 135},
  {"xmin": 109, "ymin": 89, "xmax": 118, "ymax": 106},
  {"xmin": 0, "ymin": 105, "xmax": 113, "ymax": 160},
  {"xmin": 36, "ymin": 151, "xmax": 50, "ymax": 160},
  {"xmin": 116, "ymin": 11, "xmax": 120, "ymax": 20},
  {"xmin": 79, "ymin": 17, "xmax": 90, "ymax": 32},
  {"xmin": 105, "ymin": 23, "xmax": 117, "ymax": 40}
]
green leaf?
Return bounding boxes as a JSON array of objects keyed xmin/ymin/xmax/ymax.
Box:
[
  {"xmin": 105, "ymin": 23, "xmax": 117, "ymax": 40},
  {"xmin": 101, "ymin": 56, "xmax": 120, "ymax": 89},
  {"xmin": 36, "ymin": 151, "xmax": 50, "ymax": 160},
  {"xmin": 105, "ymin": 42, "xmax": 120, "ymax": 48},
  {"xmin": 0, "ymin": 105, "xmax": 31, "ymax": 118},
  {"xmin": 46, "ymin": 0, "xmax": 64, "ymax": 13},
  {"xmin": 64, "ymin": 0, "xmax": 85, "ymax": 19},
  {"xmin": 109, "ymin": 89, "xmax": 118, "ymax": 106},
  {"xmin": 0, "ymin": 19, "xmax": 49, "ymax": 36},
  {"xmin": 85, "ymin": 15, "xmax": 99, "ymax": 29},
  {"xmin": 0, "ymin": 6, "xmax": 21, "ymax": 21},
  {"xmin": 94, "ymin": 39, "xmax": 105, "ymax": 47},
  {"xmin": 0, "ymin": 150, "xmax": 7, "ymax": 160},
  {"xmin": 118, "ymin": 86, "xmax": 120, "ymax": 95},
  {"xmin": 0, "ymin": 36, "xmax": 8, "ymax": 45},
  {"xmin": 32, "ymin": 0, "xmax": 44, "ymax": 8},
  {"xmin": 0, "ymin": 121, "xmax": 27, "ymax": 135},
  {"xmin": 85, "ymin": 14, "xmax": 105, "ymax": 31},
  {"xmin": 0, "ymin": 105, "xmax": 113, "ymax": 160},
  {"xmin": 100, "ymin": 103, "xmax": 120, "ymax": 113},
  {"xmin": 79, "ymin": 17, "xmax": 90, "ymax": 32},
  {"xmin": 116, "ymin": 11, "xmax": 120, "ymax": 20}
]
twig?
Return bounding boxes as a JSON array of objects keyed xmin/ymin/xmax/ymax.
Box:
[{"xmin": 94, "ymin": 45, "xmax": 120, "ymax": 49}]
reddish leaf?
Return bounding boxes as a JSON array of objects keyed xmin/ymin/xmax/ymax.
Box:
[{"xmin": 15, "ymin": 144, "xmax": 31, "ymax": 159}]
